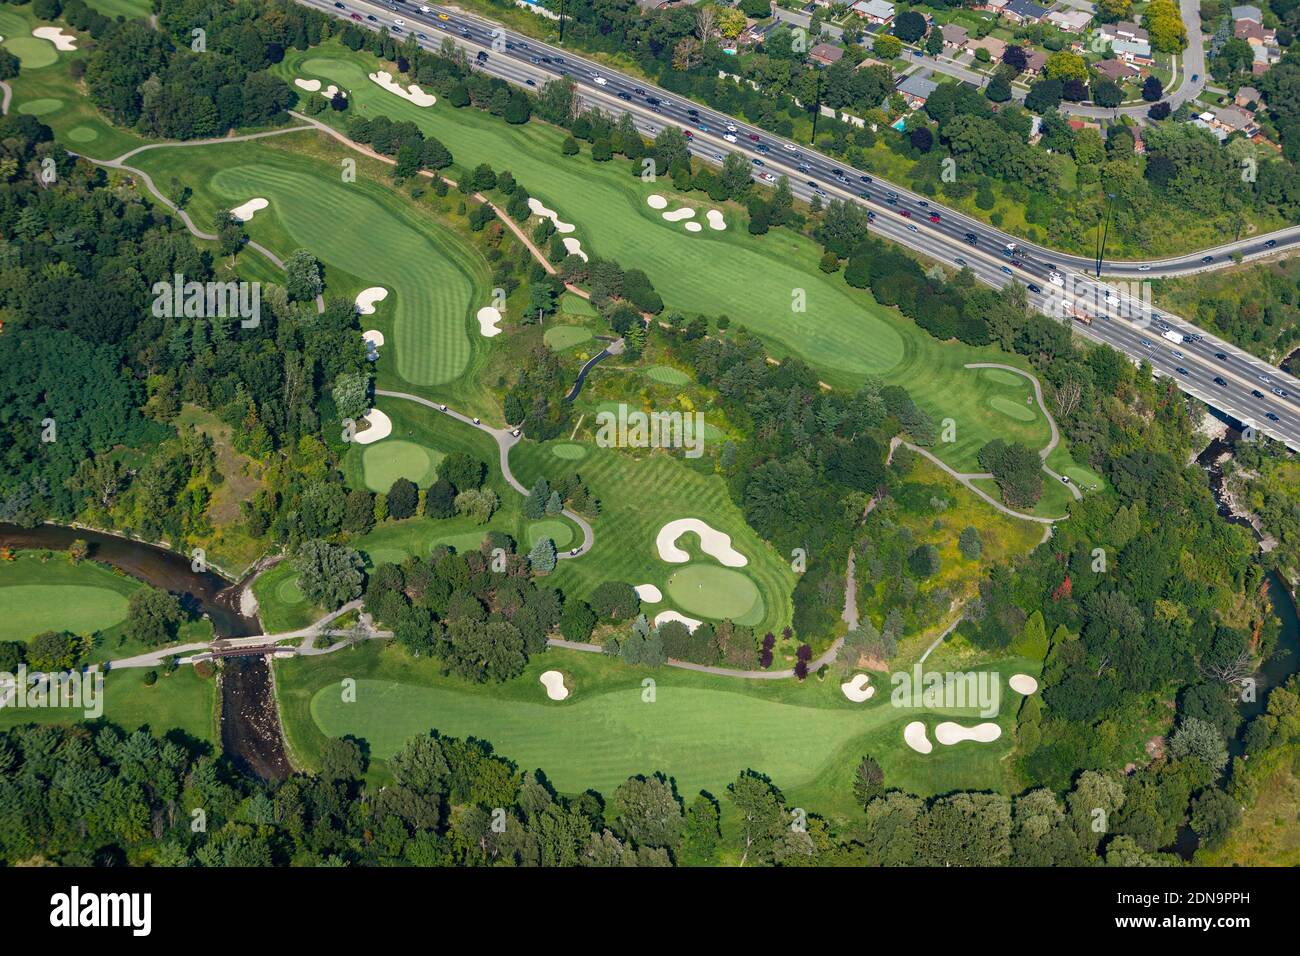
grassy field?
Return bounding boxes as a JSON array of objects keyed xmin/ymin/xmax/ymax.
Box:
[
  {"xmin": 1197, "ymin": 745, "xmax": 1300, "ymax": 866},
  {"xmin": 0, "ymin": 665, "xmax": 219, "ymax": 746},
  {"xmin": 0, "ymin": 552, "xmax": 213, "ymax": 663},
  {"xmin": 83, "ymin": 0, "xmax": 153, "ymax": 18},
  {"xmin": 131, "ymin": 136, "xmax": 488, "ymax": 389},
  {"xmin": 277, "ymin": 43, "xmax": 1091, "ymax": 478},
  {"xmin": 277, "ymin": 638, "xmax": 1039, "ymax": 821},
  {"xmin": 509, "ymin": 437, "xmax": 796, "ymax": 636}
]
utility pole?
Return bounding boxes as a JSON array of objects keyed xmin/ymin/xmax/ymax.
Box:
[
  {"xmin": 559, "ymin": 0, "xmax": 566, "ymax": 43},
  {"xmin": 1095, "ymin": 191, "xmax": 1117, "ymax": 278}
]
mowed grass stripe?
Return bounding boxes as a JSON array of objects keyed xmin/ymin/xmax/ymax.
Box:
[{"xmin": 208, "ymin": 162, "xmax": 476, "ymax": 385}]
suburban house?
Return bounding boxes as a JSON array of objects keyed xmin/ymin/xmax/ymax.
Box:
[
  {"xmin": 1235, "ymin": 85, "xmax": 1261, "ymax": 108},
  {"xmin": 851, "ymin": 0, "xmax": 895, "ymax": 24},
  {"xmin": 1234, "ymin": 18, "xmax": 1277, "ymax": 43},
  {"xmin": 1231, "ymin": 4, "xmax": 1263, "ymax": 22},
  {"xmin": 1023, "ymin": 49, "xmax": 1048, "ymax": 75},
  {"xmin": 1209, "ymin": 104, "xmax": 1257, "ymax": 136},
  {"xmin": 1112, "ymin": 38, "xmax": 1155, "ymax": 66},
  {"xmin": 1097, "ymin": 21, "xmax": 1148, "ymax": 44},
  {"xmin": 1003, "ymin": 0, "xmax": 1049, "ymax": 24},
  {"xmin": 967, "ymin": 34, "xmax": 1007, "ymax": 60},
  {"xmin": 1251, "ymin": 42, "xmax": 1280, "ymax": 74},
  {"xmin": 1130, "ymin": 130, "xmax": 1146, "ymax": 155},
  {"xmin": 940, "ymin": 23, "xmax": 970, "ymax": 49},
  {"xmin": 810, "ymin": 42, "xmax": 846, "ymax": 66},
  {"xmin": 1068, "ymin": 118, "xmax": 1101, "ymax": 132},
  {"xmin": 1047, "ymin": 9, "xmax": 1092, "ymax": 32},
  {"xmin": 1093, "ymin": 58, "xmax": 1140, "ymax": 82},
  {"xmin": 975, "ymin": 0, "xmax": 1010, "ymax": 11},
  {"xmin": 896, "ymin": 72, "xmax": 939, "ymax": 107}
]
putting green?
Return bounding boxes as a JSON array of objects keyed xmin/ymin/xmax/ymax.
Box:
[
  {"xmin": 206, "ymin": 160, "xmax": 480, "ymax": 386},
  {"xmin": 430, "ymin": 530, "xmax": 493, "ymax": 554},
  {"xmin": 0, "ymin": 34, "xmax": 56, "ymax": 70},
  {"xmin": 366, "ymin": 547, "xmax": 410, "ymax": 568},
  {"xmin": 665, "ymin": 564, "xmax": 762, "ymax": 623},
  {"xmin": 980, "ymin": 367, "xmax": 1027, "ymax": 387},
  {"xmin": 543, "ymin": 325, "xmax": 592, "ymax": 350},
  {"xmin": 276, "ymin": 574, "xmax": 306, "ymax": 606},
  {"xmin": 362, "ymin": 440, "xmax": 438, "ymax": 492},
  {"xmin": 66, "ymin": 126, "xmax": 100, "ymax": 143},
  {"xmin": 550, "ymin": 443, "xmax": 588, "ymax": 460},
  {"xmin": 18, "ymin": 98, "xmax": 63, "ymax": 117},
  {"xmin": 988, "ymin": 395, "xmax": 1038, "ymax": 423},
  {"xmin": 644, "ymin": 365, "xmax": 691, "ymax": 385},
  {"xmin": 527, "ymin": 519, "xmax": 573, "ymax": 549},
  {"xmin": 0, "ymin": 585, "xmax": 129, "ymax": 641}
]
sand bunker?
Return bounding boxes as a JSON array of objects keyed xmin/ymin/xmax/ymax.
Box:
[
  {"xmin": 294, "ymin": 78, "xmax": 322, "ymax": 92},
  {"xmin": 656, "ymin": 518, "xmax": 748, "ymax": 567},
  {"xmin": 904, "ymin": 721, "xmax": 933, "ymax": 754},
  {"xmin": 476, "ymin": 306, "xmax": 502, "ymax": 337},
  {"xmin": 562, "ymin": 237, "xmax": 588, "ymax": 262},
  {"xmin": 528, "ymin": 198, "xmax": 575, "ymax": 233},
  {"xmin": 662, "ymin": 207, "xmax": 696, "ymax": 223},
  {"xmin": 683, "ymin": 222, "xmax": 702, "ymax": 233},
  {"xmin": 354, "ymin": 408, "xmax": 392, "ymax": 446},
  {"xmin": 654, "ymin": 610, "xmax": 702, "ymax": 632},
  {"xmin": 229, "ymin": 197, "xmax": 268, "ymax": 222},
  {"xmin": 355, "ymin": 287, "xmax": 388, "ymax": 315},
  {"xmin": 706, "ymin": 210, "xmax": 727, "ymax": 231},
  {"xmin": 841, "ymin": 673, "xmax": 875, "ymax": 702},
  {"xmin": 934, "ymin": 721, "xmax": 1002, "ymax": 746},
  {"xmin": 634, "ymin": 584, "xmax": 663, "ymax": 603},
  {"xmin": 32, "ymin": 26, "xmax": 77, "ymax": 51},
  {"xmin": 368, "ymin": 71, "xmax": 436, "ymax": 107},
  {"xmin": 646, "ymin": 194, "xmax": 668, "ymax": 210},
  {"xmin": 362, "ymin": 330, "xmax": 384, "ymax": 361},
  {"xmin": 539, "ymin": 670, "xmax": 569, "ymax": 700},
  {"xmin": 1009, "ymin": 673, "xmax": 1039, "ymax": 695}
]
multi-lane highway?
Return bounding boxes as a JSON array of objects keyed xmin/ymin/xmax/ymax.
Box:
[{"xmin": 297, "ymin": 0, "xmax": 1300, "ymax": 449}]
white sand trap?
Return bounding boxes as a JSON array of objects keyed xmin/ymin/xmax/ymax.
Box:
[
  {"xmin": 354, "ymin": 286, "xmax": 388, "ymax": 315},
  {"xmin": 841, "ymin": 673, "xmax": 875, "ymax": 702},
  {"xmin": 904, "ymin": 721, "xmax": 933, "ymax": 754},
  {"xmin": 527, "ymin": 198, "xmax": 575, "ymax": 233},
  {"xmin": 662, "ymin": 207, "xmax": 696, "ymax": 222},
  {"xmin": 32, "ymin": 26, "xmax": 77, "ymax": 51},
  {"xmin": 706, "ymin": 209, "xmax": 727, "ymax": 231},
  {"xmin": 646, "ymin": 194, "xmax": 668, "ymax": 210},
  {"xmin": 934, "ymin": 721, "xmax": 1002, "ymax": 746},
  {"xmin": 294, "ymin": 78, "xmax": 322, "ymax": 92},
  {"xmin": 362, "ymin": 330, "xmax": 385, "ymax": 348},
  {"xmin": 562, "ymin": 237, "xmax": 588, "ymax": 262},
  {"xmin": 654, "ymin": 610, "xmax": 702, "ymax": 632},
  {"xmin": 656, "ymin": 518, "xmax": 748, "ymax": 567},
  {"xmin": 683, "ymin": 222, "xmax": 703, "ymax": 233},
  {"xmin": 539, "ymin": 670, "xmax": 569, "ymax": 701},
  {"xmin": 229, "ymin": 197, "xmax": 268, "ymax": 223},
  {"xmin": 476, "ymin": 306, "xmax": 502, "ymax": 338},
  {"xmin": 354, "ymin": 408, "xmax": 392, "ymax": 445},
  {"xmin": 1009, "ymin": 673, "xmax": 1039, "ymax": 695},
  {"xmin": 634, "ymin": 584, "xmax": 663, "ymax": 603},
  {"xmin": 368, "ymin": 71, "xmax": 436, "ymax": 107}
]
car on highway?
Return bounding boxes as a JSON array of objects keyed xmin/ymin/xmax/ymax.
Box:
[
  {"xmin": 553, "ymin": 56, "xmax": 565, "ymax": 63},
  {"xmin": 860, "ymin": 174, "xmax": 873, "ymax": 184},
  {"xmin": 1172, "ymin": 350, "xmax": 1184, "ymax": 359},
  {"xmin": 333, "ymin": 1, "xmax": 344, "ymax": 7},
  {"xmin": 867, "ymin": 210, "xmax": 876, "ymax": 221},
  {"xmin": 748, "ymin": 133, "xmax": 760, "ymax": 142},
  {"xmin": 725, "ymin": 123, "xmax": 737, "ymax": 133},
  {"xmin": 686, "ymin": 107, "xmax": 699, "ymax": 116},
  {"xmin": 475, "ymin": 50, "xmax": 488, "ymax": 61},
  {"xmin": 1265, "ymin": 239, "xmax": 1277, "ymax": 248},
  {"xmin": 1049, "ymin": 273, "xmax": 1064, "ymax": 287},
  {"xmin": 1260, "ymin": 373, "xmax": 1273, "ymax": 384},
  {"xmin": 525, "ymin": 78, "xmax": 535, "ymax": 86},
  {"xmin": 1176, "ymin": 367, "xmax": 1189, "ymax": 376},
  {"xmin": 394, "ymin": 17, "xmax": 405, "ymax": 25},
  {"xmin": 1201, "ymin": 255, "xmax": 1214, "ymax": 263},
  {"xmin": 1138, "ymin": 265, "xmax": 1151, "ymax": 272},
  {"xmin": 908, "ymin": 224, "xmax": 918, "ymax": 232},
  {"xmin": 1273, "ymin": 387, "xmax": 1291, "ymax": 398},
  {"xmin": 1266, "ymin": 412, "xmax": 1281, "ymax": 422},
  {"xmin": 898, "ymin": 209, "xmax": 911, "ymax": 217},
  {"xmin": 417, "ymin": 32, "xmax": 427, "ymax": 39},
  {"xmin": 1215, "ymin": 352, "xmax": 1228, "ymax": 361},
  {"xmin": 1012, "ymin": 259, "xmax": 1028, "ymax": 269},
  {"xmin": 392, "ymin": 25, "xmax": 402, "ymax": 32},
  {"xmin": 917, "ymin": 200, "xmax": 929, "ymax": 207},
  {"xmin": 437, "ymin": 12, "xmax": 449, "ymax": 19},
  {"xmin": 617, "ymin": 91, "xmax": 632, "ymax": 101},
  {"xmin": 954, "ymin": 257, "xmax": 967, "ymax": 267},
  {"xmin": 366, "ymin": 13, "xmax": 377, "ymax": 20},
  {"xmin": 783, "ymin": 142, "xmax": 798, "ymax": 152},
  {"xmin": 1214, "ymin": 377, "xmax": 1228, "ymax": 387},
  {"xmin": 1191, "ymin": 73, "xmax": 1198, "ymax": 82},
  {"xmin": 859, "ymin": 191, "xmax": 870, "ymax": 200},
  {"xmin": 594, "ymin": 76, "xmax": 607, "ymax": 85},
  {"xmin": 751, "ymin": 157, "xmax": 764, "ymax": 166},
  {"xmin": 698, "ymin": 123, "xmax": 709, "ymax": 132},
  {"xmin": 634, "ymin": 86, "xmax": 646, "ymax": 94},
  {"xmin": 806, "ymin": 180, "xmax": 818, "ymax": 189},
  {"xmin": 723, "ymin": 133, "xmax": 737, "ymax": 143},
  {"xmin": 964, "ymin": 232, "xmax": 978, "ymax": 245},
  {"xmin": 1252, "ymin": 389, "xmax": 1266, "ymax": 399},
  {"xmin": 350, "ymin": 12, "xmax": 362, "ymax": 19},
  {"xmin": 1028, "ymin": 283, "xmax": 1042, "ymax": 294},
  {"xmin": 756, "ymin": 143, "xmax": 770, "ymax": 154},
  {"xmin": 928, "ymin": 213, "xmax": 940, "ymax": 223},
  {"xmin": 760, "ymin": 172, "xmax": 776, "ymax": 183},
  {"xmin": 1140, "ymin": 339, "xmax": 1154, "ymax": 349},
  {"xmin": 1000, "ymin": 265, "xmax": 1013, "ymax": 275}
]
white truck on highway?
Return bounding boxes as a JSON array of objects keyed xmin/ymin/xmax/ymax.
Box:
[{"xmin": 1161, "ymin": 328, "xmax": 1184, "ymax": 345}]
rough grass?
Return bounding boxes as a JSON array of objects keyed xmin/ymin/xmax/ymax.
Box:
[
  {"xmin": 252, "ymin": 560, "xmax": 325, "ymax": 635},
  {"xmin": 0, "ymin": 554, "xmax": 135, "ymax": 643}
]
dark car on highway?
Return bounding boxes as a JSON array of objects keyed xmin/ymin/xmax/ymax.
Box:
[
  {"xmin": 1266, "ymin": 412, "xmax": 1281, "ymax": 422},
  {"xmin": 1214, "ymin": 377, "xmax": 1228, "ymax": 387},
  {"xmin": 1252, "ymin": 389, "xmax": 1266, "ymax": 399}
]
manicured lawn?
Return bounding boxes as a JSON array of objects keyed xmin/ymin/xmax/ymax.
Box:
[
  {"xmin": 2, "ymin": 7, "xmax": 146, "ymax": 160},
  {"xmin": 130, "ymin": 136, "xmax": 490, "ymax": 389},
  {"xmin": 0, "ymin": 557, "xmax": 132, "ymax": 642},
  {"xmin": 361, "ymin": 439, "xmax": 442, "ymax": 492},
  {"xmin": 252, "ymin": 560, "xmax": 325, "ymax": 635},
  {"xmin": 510, "ymin": 437, "xmax": 796, "ymax": 636},
  {"xmin": 276, "ymin": 639, "xmax": 1038, "ymax": 820},
  {"xmin": 543, "ymin": 324, "xmax": 593, "ymax": 350},
  {"xmin": 82, "ymin": 0, "xmax": 152, "ymax": 17},
  {"xmin": 0, "ymin": 665, "xmax": 219, "ymax": 746}
]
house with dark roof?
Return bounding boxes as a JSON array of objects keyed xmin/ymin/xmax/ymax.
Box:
[
  {"xmin": 896, "ymin": 72, "xmax": 938, "ymax": 107},
  {"xmin": 940, "ymin": 24, "xmax": 969, "ymax": 48},
  {"xmin": 810, "ymin": 42, "xmax": 845, "ymax": 66},
  {"xmin": 1093, "ymin": 58, "xmax": 1139, "ymax": 82},
  {"xmin": 1003, "ymin": 0, "xmax": 1048, "ymax": 23}
]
